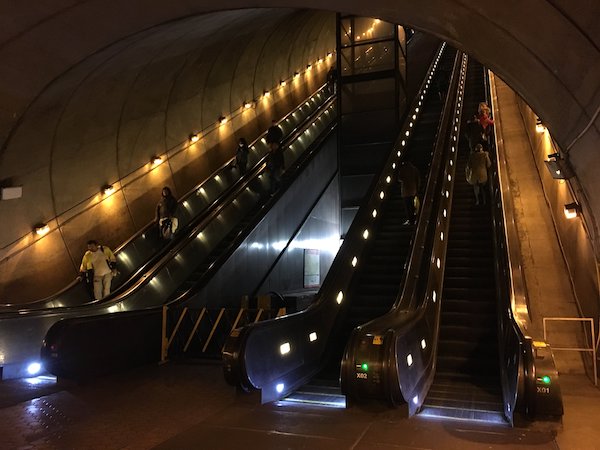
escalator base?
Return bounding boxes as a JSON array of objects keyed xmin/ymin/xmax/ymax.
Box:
[
  {"xmin": 419, "ymin": 405, "xmax": 506, "ymax": 425},
  {"xmin": 281, "ymin": 384, "xmax": 347, "ymax": 408}
]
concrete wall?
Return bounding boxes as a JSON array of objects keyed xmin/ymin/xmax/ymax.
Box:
[
  {"xmin": 517, "ymin": 96, "xmax": 600, "ymax": 324},
  {"xmin": 0, "ymin": 9, "xmax": 334, "ymax": 301}
]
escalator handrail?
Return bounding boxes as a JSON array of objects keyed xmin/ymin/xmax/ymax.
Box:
[
  {"xmin": 1, "ymin": 83, "xmax": 330, "ymax": 309},
  {"xmin": 487, "ymin": 71, "xmax": 539, "ymax": 419},
  {"xmin": 223, "ymin": 43, "xmax": 449, "ymax": 398}
]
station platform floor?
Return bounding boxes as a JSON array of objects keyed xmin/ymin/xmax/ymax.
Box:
[{"xmin": 0, "ymin": 361, "xmax": 598, "ymax": 449}]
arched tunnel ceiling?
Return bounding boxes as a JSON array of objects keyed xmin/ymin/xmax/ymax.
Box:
[{"xmin": 0, "ymin": 1, "xmax": 599, "ymax": 217}]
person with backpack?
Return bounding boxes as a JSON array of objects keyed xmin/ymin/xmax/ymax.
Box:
[
  {"xmin": 156, "ymin": 186, "xmax": 178, "ymax": 239},
  {"xmin": 266, "ymin": 120, "xmax": 283, "ymax": 146},
  {"xmin": 465, "ymin": 144, "xmax": 492, "ymax": 205},
  {"xmin": 78, "ymin": 240, "xmax": 117, "ymax": 300}
]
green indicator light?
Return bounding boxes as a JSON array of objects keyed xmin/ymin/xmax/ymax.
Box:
[
  {"xmin": 361, "ymin": 363, "xmax": 369, "ymax": 371},
  {"xmin": 542, "ymin": 376, "xmax": 551, "ymax": 384}
]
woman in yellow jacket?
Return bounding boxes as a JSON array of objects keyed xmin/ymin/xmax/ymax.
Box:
[{"xmin": 79, "ymin": 240, "xmax": 117, "ymax": 300}]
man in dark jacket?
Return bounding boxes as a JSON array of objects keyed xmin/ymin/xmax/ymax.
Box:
[
  {"xmin": 267, "ymin": 142, "xmax": 285, "ymax": 194},
  {"xmin": 397, "ymin": 160, "xmax": 420, "ymax": 225},
  {"xmin": 464, "ymin": 119, "xmax": 486, "ymax": 151},
  {"xmin": 266, "ymin": 120, "xmax": 283, "ymax": 145}
]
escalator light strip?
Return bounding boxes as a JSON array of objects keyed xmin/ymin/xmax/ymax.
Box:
[
  {"xmin": 309, "ymin": 332, "xmax": 318, "ymax": 342},
  {"xmin": 421, "ymin": 339, "xmax": 427, "ymax": 349},
  {"xmin": 351, "ymin": 257, "xmax": 358, "ymax": 267},
  {"xmin": 443, "ymin": 209, "xmax": 447, "ymax": 218},
  {"xmin": 336, "ymin": 291, "xmax": 344, "ymax": 304},
  {"xmin": 280, "ymin": 342, "xmax": 291, "ymax": 355},
  {"xmin": 407, "ymin": 354, "xmax": 413, "ymax": 366},
  {"xmin": 436, "ymin": 258, "xmax": 441, "ymax": 269},
  {"xmin": 363, "ymin": 229, "xmax": 369, "ymax": 239},
  {"xmin": 433, "ymin": 291, "xmax": 437, "ymax": 302},
  {"xmin": 372, "ymin": 209, "xmax": 378, "ymax": 218},
  {"xmin": 380, "ymin": 191, "xmax": 385, "ymax": 199}
]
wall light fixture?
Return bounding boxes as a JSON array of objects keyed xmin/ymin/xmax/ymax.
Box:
[{"xmin": 564, "ymin": 202, "xmax": 581, "ymax": 219}]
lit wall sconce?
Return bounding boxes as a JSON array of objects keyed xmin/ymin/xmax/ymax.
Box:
[
  {"xmin": 279, "ymin": 80, "xmax": 286, "ymax": 87},
  {"xmin": 189, "ymin": 133, "xmax": 200, "ymax": 143},
  {"xmin": 536, "ymin": 117, "xmax": 546, "ymax": 133},
  {"xmin": 0, "ymin": 186, "xmax": 23, "ymax": 200},
  {"xmin": 543, "ymin": 152, "xmax": 574, "ymax": 179},
  {"xmin": 102, "ymin": 184, "xmax": 115, "ymax": 195},
  {"xmin": 243, "ymin": 101, "xmax": 253, "ymax": 109},
  {"xmin": 263, "ymin": 90, "xmax": 270, "ymax": 98},
  {"xmin": 34, "ymin": 223, "xmax": 50, "ymax": 236},
  {"xmin": 293, "ymin": 72, "xmax": 300, "ymax": 79},
  {"xmin": 151, "ymin": 156, "xmax": 163, "ymax": 166},
  {"xmin": 306, "ymin": 64, "xmax": 312, "ymax": 71},
  {"xmin": 327, "ymin": 52, "xmax": 333, "ymax": 58},
  {"xmin": 317, "ymin": 58, "xmax": 323, "ymax": 64},
  {"xmin": 218, "ymin": 115, "xmax": 227, "ymax": 125},
  {"xmin": 564, "ymin": 202, "xmax": 581, "ymax": 219}
]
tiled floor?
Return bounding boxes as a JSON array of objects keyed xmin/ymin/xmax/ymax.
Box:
[{"xmin": 0, "ymin": 363, "xmax": 576, "ymax": 450}]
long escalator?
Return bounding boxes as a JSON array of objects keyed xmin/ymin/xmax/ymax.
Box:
[
  {"xmin": 340, "ymin": 55, "xmax": 563, "ymax": 424},
  {"xmin": 0, "ymin": 86, "xmax": 332, "ymax": 313},
  {"xmin": 312, "ymin": 60, "xmax": 451, "ymax": 388},
  {"xmin": 4, "ymin": 89, "xmax": 335, "ymax": 379},
  {"xmin": 222, "ymin": 44, "xmax": 459, "ymax": 404},
  {"xmin": 421, "ymin": 60, "xmax": 503, "ymax": 421}
]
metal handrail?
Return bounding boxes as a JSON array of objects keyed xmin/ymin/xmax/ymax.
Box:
[{"xmin": 489, "ymin": 71, "xmax": 563, "ymax": 420}]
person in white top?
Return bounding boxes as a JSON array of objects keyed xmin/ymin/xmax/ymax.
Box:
[{"xmin": 78, "ymin": 240, "xmax": 117, "ymax": 300}]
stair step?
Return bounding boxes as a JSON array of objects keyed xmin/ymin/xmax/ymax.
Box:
[{"xmin": 439, "ymin": 325, "xmax": 496, "ymax": 342}]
